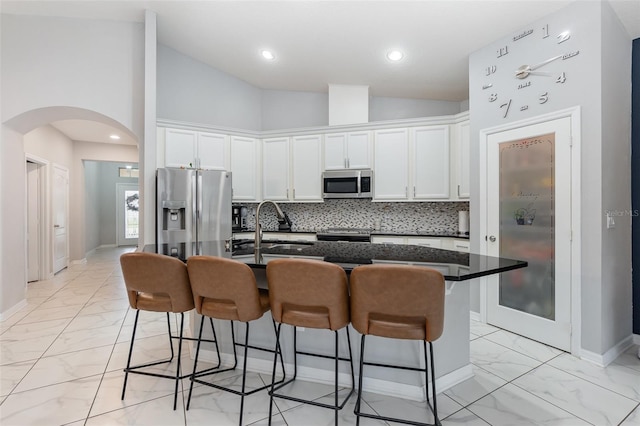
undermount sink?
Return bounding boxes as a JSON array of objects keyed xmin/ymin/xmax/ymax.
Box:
[{"xmin": 263, "ymin": 242, "xmax": 314, "ymax": 251}]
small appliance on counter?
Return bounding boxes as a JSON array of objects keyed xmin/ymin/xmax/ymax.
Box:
[
  {"xmin": 232, "ymin": 205, "xmax": 248, "ymax": 231},
  {"xmin": 458, "ymin": 210, "xmax": 470, "ymax": 235},
  {"xmin": 278, "ymin": 212, "xmax": 292, "ymax": 231}
]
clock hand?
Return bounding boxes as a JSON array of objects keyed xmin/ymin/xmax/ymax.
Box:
[
  {"xmin": 515, "ymin": 54, "xmax": 563, "ymax": 79},
  {"xmin": 529, "ymin": 54, "xmax": 563, "ymax": 71}
]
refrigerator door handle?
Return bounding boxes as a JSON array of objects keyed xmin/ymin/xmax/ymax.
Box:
[{"xmin": 193, "ymin": 173, "xmax": 199, "ymax": 244}]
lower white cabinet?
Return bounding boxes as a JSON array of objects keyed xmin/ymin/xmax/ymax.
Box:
[
  {"xmin": 372, "ymin": 235, "xmax": 469, "ymax": 253},
  {"xmin": 407, "ymin": 237, "xmax": 442, "ymax": 249}
]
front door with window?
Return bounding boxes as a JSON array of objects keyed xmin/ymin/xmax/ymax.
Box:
[{"xmin": 117, "ymin": 183, "xmax": 139, "ymax": 246}]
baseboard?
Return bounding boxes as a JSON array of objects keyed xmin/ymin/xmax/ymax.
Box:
[
  {"xmin": 633, "ymin": 334, "xmax": 640, "ymax": 345},
  {"xmin": 196, "ymin": 348, "xmax": 474, "ymax": 401},
  {"xmin": 580, "ymin": 335, "xmax": 635, "ymax": 366},
  {"xmin": 0, "ymin": 299, "xmax": 27, "ymax": 321},
  {"xmin": 469, "ymin": 310, "xmax": 481, "ymax": 322}
]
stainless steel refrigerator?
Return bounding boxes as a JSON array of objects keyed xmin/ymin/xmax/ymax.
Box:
[{"xmin": 157, "ymin": 168, "xmax": 232, "ymax": 257}]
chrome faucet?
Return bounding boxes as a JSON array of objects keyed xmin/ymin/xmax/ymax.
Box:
[{"xmin": 254, "ymin": 200, "xmax": 286, "ymax": 249}]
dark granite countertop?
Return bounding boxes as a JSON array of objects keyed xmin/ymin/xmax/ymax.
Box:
[
  {"xmin": 233, "ymin": 229, "xmax": 469, "ymax": 239},
  {"xmin": 143, "ymin": 239, "xmax": 525, "ymax": 281}
]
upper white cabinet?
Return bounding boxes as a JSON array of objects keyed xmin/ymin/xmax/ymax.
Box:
[
  {"xmin": 374, "ymin": 128, "xmax": 409, "ymax": 200},
  {"xmin": 262, "ymin": 134, "xmax": 323, "ymax": 202},
  {"xmin": 164, "ymin": 128, "xmax": 229, "ymax": 170},
  {"xmin": 292, "ymin": 135, "xmax": 323, "ymax": 201},
  {"xmin": 374, "ymin": 126, "xmax": 451, "ymax": 201},
  {"xmin": 453, "ymin": 120, "xmax": 470, "ymax": 199},
  {"xmin": 262, "ymin": 137, "xmax": 290, "ymax": 201},
  {"xmin": 412, "ymin": 126, "xmax": 450, "ymax": 199},
  {"xmin": 231, "ymin": 136, "xmax": 260, "ymax": 202},
  {"xmin": 324, "ymin": 131, "xmax": 372, "ymax": 170}
]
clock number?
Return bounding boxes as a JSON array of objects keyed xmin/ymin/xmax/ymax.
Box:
[
  {"xmin": 520, "ymin": 105, "xmax": 529, "ymax": 112},
  {"xmin": 539, "ymin": 92, "xmax": 549, "ymax": 104},
  {"xmin": 557, "ymin": 31, "xmax": 571, "ymax": 44},
  {"xmin": 489, "ymin": 93, "xmax": 498, "ymax": 102},
  {"xmin": 486, "ymin": 65, "xmax": 497, "ymax": 76},
  {"xmin": 542, "ymin": 24, "xmax": 550, "ymax": 39},
  {"xmin": 556, "ymin": 72, "xmax": 567, "ymax": 83},
  {"xmin": 500, "ymin": 99, "xmax": 512, "ymax": 118},
  {"xmin": 497, "ymin": 46, "xmax": 509, "ymax": 58}
]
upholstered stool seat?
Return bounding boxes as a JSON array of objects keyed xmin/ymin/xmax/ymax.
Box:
[
  {"xmin": 119, "ymin": 252, "xmax": 220, "ymax": 410},
  {"xmin": 350, "ymin": 264, "xmax": 445, "ymax": 426},
  {"xmin": 186, "ymin": 256, "xmax": 284, "ymax": 426},
  {"xmin": 266, "ymin": 258, "xmax": 354, "ymax": 426}
]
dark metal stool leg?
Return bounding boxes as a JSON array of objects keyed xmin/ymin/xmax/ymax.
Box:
[
  {"xmin": 429, "ymin": 342, "xmax": 440, "ymax": 426},
  {"xmin": 166, "ymin": 312, "xmax": 175, "ymax": 361},
  {"xmin": 238, "ymin": 322, "xmax": 251, "ymax": 426},
  {"xmin": 121, "ymin": 309, "xmax": 140, "ymax": 400},
  {"xmin": 172, "ymin": 313, "xmax": 185, "ymax": 410},
  {"xmin": 354, "ymin": 334, "xmax": 366, "ymax": 426},
  {"xmin": 187, "ymin": 315, "xmax": 206, "ymax": 410},
  {"xmin": 268, "ymin": 322, "xmax": 283, "ymax": 426}
]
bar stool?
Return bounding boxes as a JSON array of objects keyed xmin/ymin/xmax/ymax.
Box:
[
  {"xmin": 120, "ymin": 252, "xmax": 220, "ymax": 410},
  {"xmin": 186, "ymin": 256, "xmax": 285, "ymax": 426},
  {"xmin": 266, "ymin": 258, "xmax": 354, "ymax": 426},
  {"xmin": 350, "ymin": 264, "xmax": 445, "ymax": 426}
]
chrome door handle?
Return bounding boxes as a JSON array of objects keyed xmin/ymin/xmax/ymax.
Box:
[{"xmin": 489, "ymin": 235, "xmax": 496, "ymax": 242}]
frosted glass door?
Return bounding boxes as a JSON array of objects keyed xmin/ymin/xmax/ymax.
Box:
[
  {"xmin": 499, "ymin": 135, "xmax": 555, "ymax": 319},
  {"xmin": 486, "ymin": 117, "xmax": 572, "ymax": 351}
]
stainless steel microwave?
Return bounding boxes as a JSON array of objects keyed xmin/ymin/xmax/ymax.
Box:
[{"xmin": 322, "ymin": 169, "xmax": 373, "ymax": 199}]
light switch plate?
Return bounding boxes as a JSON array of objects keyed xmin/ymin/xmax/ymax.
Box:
[{"xmin": 606, "ymin": 212, "xmax": 616, "ymax": 229}]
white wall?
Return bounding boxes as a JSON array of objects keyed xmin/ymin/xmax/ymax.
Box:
[
  {"xmin": 369, "ymin": 96, "xmax": 462, "ymax": 122},
  {"xmin": 157, "ymin": 44, "xmax": 263, "ymax": 131},
  {"xmin": 261, "ymin": 89, "xmax": 328, "ymax": 130},
  {"xmin": 1, "ymin": 14, "xmax": 144, "ymax": 139},
  {"xmin": 0, "ymin": 126, "xmax": 27, "ymax": 314},
  {"xmin": 84, "ymin": 161, "xmax": 100, "ymax": 253},
  {"xmin": 0, "ymin": 14, "xmax": 144, "ymax": 316},
  {"xmin": 599, "ymin": 1, "xmax": 633, "ymax": 352},
  {"xmin": 468, "ymin": 1, "xmax": 633, "ymax": 355}
]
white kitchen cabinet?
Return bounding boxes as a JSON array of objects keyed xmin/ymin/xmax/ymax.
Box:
[
  {"xmin": 454, "ymin": 120, "xmax": 470, "ymax": 199},
  {"xmin": 324, "ymin": 131, "xmax": 372, "ymax": 170},
  {"xmin": 262, "ymin": 137, "xmax": 290, "ymax": 200},
  {"xmin": 412, "ymin": 126, "xmax": 450, "ymax": 199},
  {"xmin": 441, "ymin": 238, "xmax": 470, "ymax": 253},
  {"xmin": 371, "ymin": 235, "xmax": 407, "ymax": 245},
  {"xmin": 407, "ymin": 237, "xmax": 442, "ymax": 249},
  {"xmin": 231, "ymin": 136, "xmax": 260, "ymax": 202},
  {"xmin": 373, "ymin": 128, "xmax": 409, "ymax": 200},
  {"xmin": 164, "ymin": 128, "xmax": 196, "ymax": 168},
  {"xmin": 164, "ymin": 128, "xmax": 229, "ymax": 170},
  {"xmin": 292, "ymin": 135, "xmax": 322, "ymax": 201}
]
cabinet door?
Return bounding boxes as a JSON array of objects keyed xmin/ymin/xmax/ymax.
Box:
[
  {"xmin": 346, "ymin": 131, "xmax": 371, "ymax": 169},
  {"xmin": 324, "ymin": 133, "xmax": 346, "ymax": 170},
  {"xmin": 407, "ymin": 237, "xmax": 442, "ymax": 249},
  {"xmin": 374, "ymin": 128, "xmax": 409, "ymax": 200},
  {"xmin": 292, "ymin": 135, "xmax": 322, "ymax": 201},
  {"xmin": 262, "ymin": 137, "xmax": 290, "ymax": 201},
  {"xmin": 165, "ymin": 128, "xmax": 196, "ymax": 168},
  {"xmin": 457, "ymin": 121, "xmax": 470, "ymax": 198},
  {"xmin": 230, "ymin": 136, "xmax": 259, "ymax": 201},
  {"xmin": 371, "ymin": 236, "xmax": 407, "ymax": 245},
  {"xmin": 198, "ymin": 132, "xmax": 229, "ymax": 170},
  {"xmin": 412, "ymin": 126, "xmax": 450, "ymax": 199}
]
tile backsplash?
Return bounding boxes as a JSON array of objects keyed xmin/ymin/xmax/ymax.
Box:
[{"xmin": 237, "ymin": 199, "xmax": 469, "ymax": 234}]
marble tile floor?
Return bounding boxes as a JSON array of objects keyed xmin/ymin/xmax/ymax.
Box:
[{"xmin": 0, "ymin": 246, "xmax": 638, "ymax": 425}]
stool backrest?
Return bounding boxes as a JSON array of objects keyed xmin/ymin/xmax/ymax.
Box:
[
  {"xmin": 266, "ymin": 258, "xmax": 349, "ymax": 331},
  {"xmin": 350, "ymin": 264, "xmax": 445, "ymax": 342},
  {"xmin": 120, "ymin": 252, "xmax": 194, "ymax": 313},
  {"xmin": 187, "ymin": 256, "xmax": 264, "ymax": 322}
]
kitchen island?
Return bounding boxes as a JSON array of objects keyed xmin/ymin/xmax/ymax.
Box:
[{"xmin": 143, "ymin": 240, "xmax": 526, "ymax": 400}]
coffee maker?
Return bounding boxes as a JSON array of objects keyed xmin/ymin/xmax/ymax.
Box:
[{"xmin": 232, "ymin": 205, "xmax": 247, "ymax": 231}]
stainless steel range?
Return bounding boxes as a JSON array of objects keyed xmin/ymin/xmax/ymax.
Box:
[{"xmin": 316, "ymin": 227, "xmax": 371, "ymax": 242}]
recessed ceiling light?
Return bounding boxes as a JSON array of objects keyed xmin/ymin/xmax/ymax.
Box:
[
  {"xmin": 125, "ymin": 165, "xmax": 132, "ymax": 169},
  {"xmin": 110, "ymin": 134, "xmax": 121, "ymax": 140},
  {"xmin": 261, "ymin": 50, "xmax": 275, "ymax": 61},
  {"xmin": 386, "ymin": 50, "xmax": 404, "ymax": 62}
]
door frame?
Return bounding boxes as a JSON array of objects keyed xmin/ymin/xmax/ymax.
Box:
[
  {"xmin": 478, "ymin": 106, "xmax": 582, "ymax": 356},
  {"xmin": 24, "ymin": 154, "xmax": 52, "ymax": 281}
]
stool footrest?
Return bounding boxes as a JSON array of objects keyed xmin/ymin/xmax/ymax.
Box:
[
  {"xmin": 354, "ymin": 403, "xmax": 441, "ymax": 426},
  {"xmin": 362, "ymin": 360, "xmax": 427, "ymax": 373},
  {"xmin": 271, "ymin": 384, "xmax": 354, "ymax": 411}
]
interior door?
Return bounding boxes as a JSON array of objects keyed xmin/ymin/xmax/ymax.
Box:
[
  {"xmin": 53, "ymin": 164, "xmax": 69, "ymax": 273},
  {"xmin": 116, "ymin": 183, "xmax": 139, "ymax": 246},
  {"xmin": 486, "ymin": 117, "xmax": 572, "ymax": 351},
  {"xmin": 27, "ymin": 162, "xmax": 40, "ymax": 282}
]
